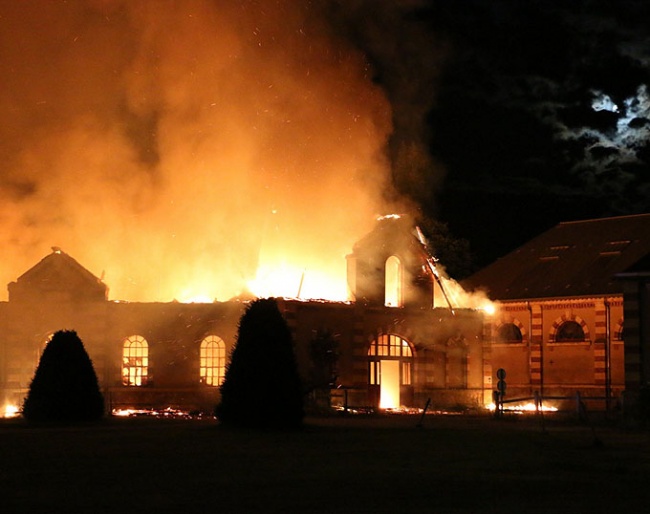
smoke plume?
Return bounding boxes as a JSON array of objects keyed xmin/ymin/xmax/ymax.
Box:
[{"xmin": 0, "ymin": 1, "xmax": 405, "ymax": 301}]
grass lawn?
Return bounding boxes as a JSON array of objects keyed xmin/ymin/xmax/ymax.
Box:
[{"xmin": 1, "ymin": 413, "xmax": 650, "ymax": 513}]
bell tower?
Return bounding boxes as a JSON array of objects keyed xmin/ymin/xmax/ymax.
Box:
[{"xmin": 346, "ymin": 216, "xmax": 434, "ymax": 308}]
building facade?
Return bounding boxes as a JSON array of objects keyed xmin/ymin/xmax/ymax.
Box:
[
  {"xmin": 0, "ymin": 218, "xmax": 489, "ymax": 415},
  {"xmin": 465, "ymin": 214, "xmax": 650, "ymax": 411}
]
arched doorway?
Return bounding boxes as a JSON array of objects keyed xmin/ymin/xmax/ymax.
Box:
[{"xmin": 368, "ymin": 334, "xmax": 414, "ymax": 409}]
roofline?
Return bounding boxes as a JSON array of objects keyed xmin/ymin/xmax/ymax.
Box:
[
  {"xmin": 615, "ymin": 271, "xmax": 650, "ymax": 279},
  {"xmin": 494, "ymin": 293, "xmax": 623, "ymax": 304},
  {"xmin": 558, "ymin": 212, "xmax": 650, "ymax": 226}
]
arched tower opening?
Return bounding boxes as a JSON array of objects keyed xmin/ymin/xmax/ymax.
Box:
[{"xmin": 384, "ymin": 255, "xmax": 403, "ymax": 307}]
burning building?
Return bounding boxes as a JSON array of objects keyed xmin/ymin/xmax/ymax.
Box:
[{"xmin": 0, "ymin": 217, "xmax": 490, "ymax": 416}]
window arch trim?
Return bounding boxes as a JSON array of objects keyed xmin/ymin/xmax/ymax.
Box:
[
  {"xmin": 550, "ymin": 316, "xmax": 590, "ymax": 344},
  {"xmin": 495, "ymin": 321, "xmax": 525, "ymax": 344},
  {"xmin": 368, "ymin": 334, "xmax": 414, "ymax": 387},
  {"xmin": 368, "ymin": 333, "xmax": 414, "ymax": 358}
]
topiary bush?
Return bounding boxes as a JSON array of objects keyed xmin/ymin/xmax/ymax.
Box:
[
  {"xmin": 22, "ymin": 330, "xmax": 104, "ymax": 423},
  {"xmin": 216, "ymin": 298, "xmax": 304, "ymax": 429}
]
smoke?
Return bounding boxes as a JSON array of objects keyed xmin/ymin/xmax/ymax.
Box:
[
  {"xmin": 321, "ymin": 0, "xmax": 447, "ymax": 209},
  {"xmin": 0, "ymin": 1, "xmax": 414, "ymax": 301}
]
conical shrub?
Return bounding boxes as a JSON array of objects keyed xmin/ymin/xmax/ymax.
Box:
[
  {"xmin": 23, "ymin": 330, "xmax": 104, "ymax": 423},
  {"xmin": 216, "ymin": 298, "xmax": 304, "ymax": 428}
]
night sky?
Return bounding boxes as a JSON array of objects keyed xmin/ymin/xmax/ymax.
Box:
[{"xmin": 343, "ymin": 0, "xmax": 650, "ymax": 272}]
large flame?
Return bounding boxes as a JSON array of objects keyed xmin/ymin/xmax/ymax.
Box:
[
  {"xmin": 2, "ymin": 404, "xmax": 19, "ymax": 418},
  {"xmin": 0, "ymin": 1, "xmax": 399, "ymax": 302}
]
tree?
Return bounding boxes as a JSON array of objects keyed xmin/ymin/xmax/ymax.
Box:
[
  {"xmin": 416, "ymin": 216, "xmax": 475, "ymax": 279},
  {"xmin": 22, "ymin": 330, "xmax": 104, "ymax": 423},
  {"xmin": 216, "ymin": 298, "xmax": 304, "ymax": 429}
]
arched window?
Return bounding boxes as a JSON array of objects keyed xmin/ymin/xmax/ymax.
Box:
[
  {"xmin": 200, "ymin": 335, "xmax": 226, "ymax": 386},
  {"xmin": 384, "ymin": 255, "xmax": 403, "ymax": 307},
  {"xmin": 122, "ymin": 335, "xmax": 148, "ymax": 386},
  {"xmin": 555, "ymin": 321, "xmax": 585, "ymax": 343},
  {"xmin": 497, "ymin": 323, "xmax": 523, "ymax": 343},
  {"xmin": 368, "ymin": 334, "xmax": 414, "ymax": 385}
]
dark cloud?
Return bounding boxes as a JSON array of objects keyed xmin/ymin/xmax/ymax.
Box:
[{"xmin": 408, "ymin": 0, "xmax": 650, "ymax": 268}]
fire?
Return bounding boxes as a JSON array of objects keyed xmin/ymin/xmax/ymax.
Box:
[
  {"xmin": 247, "ymin": 263, "xmax": 347, "ymax": 301},
  {"xmin": 378, "ymin": 360, "xmax": 401, "ymax": 409},
  {"xmin": 481, "ymin": 302, "xmax": 497, "ymax": 316},
  {"xmin": 176, "ymin": 292, "xmax": 215, "ymax": 304},
  {"xmin": 112, "ymin": 407, "xmax": 205, "ymax": 418},
  {"xmin": 438, "ymin": 275, "xmax": 497, "ymax": 313},
  {"xmin": 0, "ymin": 1, "xmax": 394, "ymax": 304},
  {"xmin": 414, "ymin": 224, "xmax": 497, "ymax": 313},
  {"xmin": 3, "ymin": 404, "xmax": 19, "ymax": 418},
  {"xmin": 487, "ymin": 402, "xmax": 558, "ymax": 413}
]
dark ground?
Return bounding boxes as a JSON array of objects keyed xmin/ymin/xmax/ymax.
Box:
[{"xmin": 1, "ymin": 412, "xmax": 649, "ymax": 513}]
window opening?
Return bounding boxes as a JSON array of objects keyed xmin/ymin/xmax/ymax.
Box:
[
  {"xmin": 497, "ymin": 323, "xmax": 523, "ymax": 343},
  {"xmin": 555, "ymin": 321, "xmax": 585, "ymax": 343},
  {"xmin": 368, "ymin": 334, "xmax": 414, "ymax": 408},
  {"xmin": 122, "ymin": 335, "xmax": 148, "ymax": 386},
  {"xmin": 368, "ymin": 334, "xmax": 413, "ymax": 357},
  {"xmin": 385, "ymin": 255, "xmax": 403, "ymax": 307},
  {"xmin": 200, "ymin": 335, "xmax": 226, "ymax": 386}
]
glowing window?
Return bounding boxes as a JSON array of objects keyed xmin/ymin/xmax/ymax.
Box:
[
  {"xmin": 122, "ymin": 335, "xmax": 148, "ymax": 386},
  {"xmin": 368, "ymin": 334, "xmax": 414, "ymax": 388},
  {"xmin": 200, "ymin": 335, "xmax": 226, "ymax": 386},
  {"xmin": 401, "ymin": 361, "xmax": 412, "ymax": 385},
  {"xmin": 497, "ymin": 323, "xmax": 523, "ymax": 343},
  {"xmin": 368, "ymin": 334, "xmax": 413, "ymax": 357},
  {"xmin": 555, "ymin": 321, "xmax": 585, "ymax": 343},
  {"xmin": 385, "ymin": 255, "xmax": 403, "ymax": 307},
  {"xmin": 369, "ymin": 361, "xmax": 379, "ymax": 385}
]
